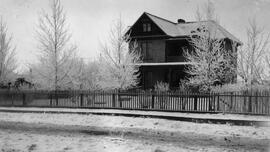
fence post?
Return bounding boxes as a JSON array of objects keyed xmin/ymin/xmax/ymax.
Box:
[
  {"xmin": 248, "ymin": 95, "xmax": 252, "ymax": 113},
  {"xmin": 182, "ymin": 92, "xmax": 186, "ymax": 110},
  {"xmin": 255, "ymin": 91, "xmax": 258, "ymax": 114},
  {"xmin": 22, "ymin": 93, "xmax": 26, "ymax": 106},
  {"xmin": 119, "ymin": 97, "xmax": 122, "ymax": 108},
  {"xmin": 243, "ymin": 91, "xmax": 247, "ymax": 112},
  {"xmin": 55, "ymin": 90, "xmax": 58, "ymax": 106},
  {"xmin": 50, "ymin": 92, "xmax": 53, "ymax": 107},
  {"xmin": 209, "ymin": 93, "xmax": 213, "ymax": 111},
  {"xmin": 266, "ymin": 92, "xmax": 270, "ymax": 114},
  {"xmin": 112, "ymin": 93, "xmax": 116, "ymax": 108},
  {"xmin": 151, "ymin": 93, "xmax": 155, "ymax": 109},
  {"xmin": 208, "ymin": 93, "xmax": 215, "ymax": 111},
  {"xmin": 217, "ymin": 94, "xmax": 220, "ymax": 111},
  {"xmin": 11, "ymin": 92, "xmax": 14, "ymax": 106},
  {"xmin": 230, "ymin": 92, "xmax": 234, "ymax": 111},
  {"xmin": 118, "ymin": 90, "xmax": 122, "ymax": 108},
  {"xmin": 194, "ymin": 94, "xmax": 197, "ymax": 111},
  {"xmin": 80, "ymin": 93, "xmax": 84, "ymax": 107},
  {"xmin": 212, "ymin": 93, "xmax": 216, "ymax": 112}
]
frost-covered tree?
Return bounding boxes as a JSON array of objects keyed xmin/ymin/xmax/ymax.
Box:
[
  {"xmin": 183, "ymin": 33, "xmax": 231, "ymax": 92},
  {"xmin": 0, "ymin": 17, "xmax": 17, "ymax": 85},
  {"xmin": 82, "ymin": 61, "xmax": 100, "ymax": 90},
  {"xmin": 59, "ymin": 56, "xmax": 84, "ymax": 89},
  {"xmin": 98, "ymin": 17, "xmax": 141, "ymax": 90},
  {"xmin": 33, "ymin": 0, "xmax": 76, "ymax": 90},
  {"xmin": 183, "ymin": 0, "xmax": 236, "ymax": 92},
  {"xmin": 65, "ymin": 58, "xmax": 100, "ymax": 90},
  {"xmin": 238, "ymin": 18, "xmax": 269, "ymax": 85}
]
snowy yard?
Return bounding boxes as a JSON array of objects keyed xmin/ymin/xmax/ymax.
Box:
[
  {"xmin": 1, "ymin": 107, "xmax": 269, "ymax": 122},
  {"xmin": 1, "ymin": 128, "xmax": 258, "ymax": 152},
  {"xmin": 0, "ymin": 112, "xmax": 269, "ymax": 152}
]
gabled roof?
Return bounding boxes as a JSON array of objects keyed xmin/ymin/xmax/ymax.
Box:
[{"xmin": 130, "ymin": 12, "xmax": 242, "ymax": 45}]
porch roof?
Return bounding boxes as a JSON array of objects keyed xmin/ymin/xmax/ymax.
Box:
[{"xmin": 134, "ymin": 62, "xmax": 192, "ymax": 66}]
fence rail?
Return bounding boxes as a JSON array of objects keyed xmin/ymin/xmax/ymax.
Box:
[{"xmin": 0, "ymin": 90, "xmax": 269, "ymax": 115}]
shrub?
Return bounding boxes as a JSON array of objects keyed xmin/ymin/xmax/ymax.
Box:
[
  {"xmin": 211, "ymin": 83, "xmax": 270, "ymax": 93},
  {"xmin": 211, "ymin": 83, "xmax": 246, "ymax": 93},
  {"xmin": 154, "ymin": 81, "xmax": 169, "ymax": 92},
  {"xmin": 154, "ymin": 81, "xmax": 169, "ymax": 109}
]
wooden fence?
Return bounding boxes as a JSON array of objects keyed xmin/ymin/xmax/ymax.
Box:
[{"xmin": 0, "ymin": 90, "xmax": 269, "ymax": 115}]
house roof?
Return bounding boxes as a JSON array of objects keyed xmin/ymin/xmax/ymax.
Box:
[{"xmin": 132, "ymin": 12, "xmax": 242, "ymax": 45}]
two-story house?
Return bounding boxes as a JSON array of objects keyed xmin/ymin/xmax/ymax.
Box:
[{"xmin": 127, "ymin": 12, "xmax": 241, "ymax": 89}]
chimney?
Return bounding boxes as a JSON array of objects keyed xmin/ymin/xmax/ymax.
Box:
[{"xmin": 177, "ymin": 19, "xmax": 185, "ymax": 24}]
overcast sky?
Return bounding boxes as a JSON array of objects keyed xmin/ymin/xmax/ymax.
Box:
[{"xmin": 0, "ymin": 0, "xmax": 270, "ymax": 72}]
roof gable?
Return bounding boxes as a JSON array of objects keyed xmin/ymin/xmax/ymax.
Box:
[
  {"xmin": 128, "ymin": 13, "xmax": 167, "ymax": 37},
  {"xmin": 145, "ymin": 13, "xmax": 180, "ymax": 36}
]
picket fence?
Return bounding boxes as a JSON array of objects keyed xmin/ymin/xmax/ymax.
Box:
[{"xmin": 0, "ymin": 90, "xmax": 269, "ymax": 115}]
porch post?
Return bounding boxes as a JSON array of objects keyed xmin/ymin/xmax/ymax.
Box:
[
  {"xmin": 168, "ymin": 68, "xmax": 172, "ymax": 88},
  {"xmin": 142, "ymin": 68, "xmax": 145, "ymax": 90}
]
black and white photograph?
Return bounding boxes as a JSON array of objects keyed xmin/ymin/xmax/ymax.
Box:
[{"xmin": 0, "ymin": 0, "xmax": 269, "ymax": 151}]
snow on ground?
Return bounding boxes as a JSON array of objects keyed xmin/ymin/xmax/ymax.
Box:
[
  {"xmin": 0, "ymin": 111, "xmax": 269, "ymax": 151},
  {"xmin": 1, "ymin": 128, "xmax": 262, "ymax": 152},
  {"xmin": 0, "ymin": 107, "xmax": 269, "ymax": 121},
  {"xmin": 0, "ymin": 112, "xmax": 269, "ymax": 140}
]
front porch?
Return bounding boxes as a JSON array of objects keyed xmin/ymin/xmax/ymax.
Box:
[{"xmin": 137, "ymin": 63, "xmax": 189, "ymax": 90}]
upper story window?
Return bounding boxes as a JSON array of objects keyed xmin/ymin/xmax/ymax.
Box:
[
  {"xmin": 140, "ymin": 41, "xmax": 152, "ymax": 60},
  {"xmin": 143, "ymin": 23, "xmax": 151, "ymax": 32}
]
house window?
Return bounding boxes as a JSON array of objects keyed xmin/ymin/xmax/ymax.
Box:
[
  {"xmin": 141, "ymin": 41, "xmax": 152, "ymax": 60},
  {"xmin": 143, "ymin": 23, "xmax": 151, "ymax": 32}
]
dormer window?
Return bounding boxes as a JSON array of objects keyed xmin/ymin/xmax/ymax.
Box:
[{"xmin": 143, "ymin": 23, "xmax": 151, "ymax": 32}]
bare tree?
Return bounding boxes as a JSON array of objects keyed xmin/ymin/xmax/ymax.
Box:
[
  {"xmin": 195, "ymin": 0, "xmax": 218, "ymax": 23},
  {"xmin": 0, "ymin": 17, "xmax": 17, "ymax": 85},
  {"xmin": 34, "ymin": 0, "xmax": 76, "ymax": 90},
  {"xmin": 97, "ymin": 17, "xmax": 141, "ymax": 90},
  {"xmin": 183, "ymin": 0, "xmax": 235, "ymax": 92},
  {"xmin": 238, "ymin": 18, "xmax": 269, "ymax": 85}
]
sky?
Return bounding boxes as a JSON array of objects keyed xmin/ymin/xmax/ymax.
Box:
[{"xmin": 0, "ymin": 0, "xmax": 270, "ymax": 72}]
